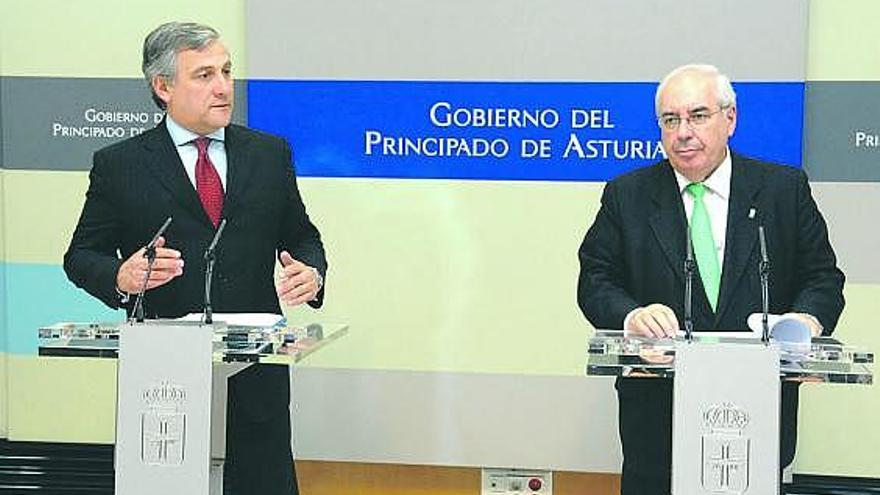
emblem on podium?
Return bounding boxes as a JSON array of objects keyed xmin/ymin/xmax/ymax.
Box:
[
  {"xmin": 701, "ymin": 402, "xmax": 750, "ymax": 493},
  {"xmin": 140, "ymin": 380, "xmax": 187, "ymax": 465}
]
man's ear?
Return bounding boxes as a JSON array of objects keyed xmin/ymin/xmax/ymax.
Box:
[
  {"xmin": 725, "ymin": 105, "xmax": 737, "ymax": 137},
  {"xmin": 152, "ymin": 75, "xmax": 173, "ymax": 106}
]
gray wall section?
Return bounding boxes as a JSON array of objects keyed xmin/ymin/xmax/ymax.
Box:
[
  {"xmin": 812, "ymin": 183, "xmax": 880, "ymax": 284},
  {"xmin": 0, "ymin": 77, "xmax": 247, "ymax": 171},
  {"xmin": 246, "ymin": 0, "xmax": 807, "ymax": 81},
  {"xmin": 804, "ymin": 81, "xmax": 880, "ymax": 182},
  {"xmin": 0, "ymin": 74, "xmax": 5, "ymax": 169},
  {"xmin": 291, "ymin": 367, "xmax": 622, "ymax": 472},
  {"xmin": 0, "ymin": 77, "xmax": 6, "ymax": 169}
]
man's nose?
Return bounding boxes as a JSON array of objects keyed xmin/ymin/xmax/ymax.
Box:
[
  {"xmin": 213, "ymin": 75, "xmax": 232, "ymax": 97},
  {"xmin": 676, "ymin": 118, "xmax": 695, "ymax": 140}
]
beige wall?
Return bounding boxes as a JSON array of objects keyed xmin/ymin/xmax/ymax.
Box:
[{"xmin": 0, "ymin": 0, "xmax": 876, "ymax": 485}]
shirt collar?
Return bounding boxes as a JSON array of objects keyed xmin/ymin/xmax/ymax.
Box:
[
  {"xmin": 164, "ymin": 115, "xmax": 226, "ymax": 147},
  {"xmin": 673, "ymin": 147, "xmax": 732, "ymax": 200}
]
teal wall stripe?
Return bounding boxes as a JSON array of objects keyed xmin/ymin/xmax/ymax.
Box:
[
  {"xmin": 4, "ymin": 262, "xmax": 122, "ymax": 354},
  {"xmin": 0, "ymin": 261, "xmax": 6, "ymax": 355}
]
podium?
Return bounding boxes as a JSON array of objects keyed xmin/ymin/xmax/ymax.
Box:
[
  {"xmin": 587, "ymin": 331, "xmax": 873, "ymax": 495},
  {"xmin": 38, "ymin": 318, "xmax": 347, "ymax": 495}
]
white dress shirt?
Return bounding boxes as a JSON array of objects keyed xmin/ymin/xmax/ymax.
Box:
[{"xmin": 164, "ymin": 116, "xmax": 228, "ymax": 191}]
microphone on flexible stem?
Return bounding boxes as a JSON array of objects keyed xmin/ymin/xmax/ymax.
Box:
[
  {"xmin": 758, "ymin": 225, "xmax": 771, "ymax": 343},
  {"xmin": 203, "ymin": 218, "xmax": 228, "ymax": 325},
  {"xmin": 683, "ymin": 224, "xmax": 696, "ymax": 342},
  {"xmin": 131, "ymin": 216, "xmax": 173, "ymax": 323}
]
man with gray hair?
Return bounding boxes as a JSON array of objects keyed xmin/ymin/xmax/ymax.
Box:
[
  {"xmin": 65, "ymin": 21, "xmax": 326, "ymax": 494},
  {"xmin": 577, "ymin": 64, "xmax": 844, "ymax": 494}
]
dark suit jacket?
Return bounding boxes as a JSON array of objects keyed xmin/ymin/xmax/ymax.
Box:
[
  {"xmin": 577, "ymin": 152, "xmax": 845, "ymax": 474},
  {"xmin": 64, "ymin": 121, "xmax": 326, "ymax": 318},
  {"xmin": 64, "ymin": 121, "xmax": 327, "ymax": 424}
]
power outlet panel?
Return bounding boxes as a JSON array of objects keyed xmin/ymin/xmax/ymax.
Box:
[{"xmin": 481, "ymin": 468, "xmax": 552, "ymax": 495}]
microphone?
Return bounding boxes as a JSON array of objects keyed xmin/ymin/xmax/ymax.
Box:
[
  {"xmin": 758, "ymin": 225, "xmax": 771, "ymax": 343},
  {"xmin": 203, "ymin": 218, "xmax": 228, "ymax": 325},
  {"xmin": 132, "ymin": 217, "xmax": 173, "ymax": 323},
  {"xmin": 683, "ymin": 224, "xmax": 696, "ymax": 341}
]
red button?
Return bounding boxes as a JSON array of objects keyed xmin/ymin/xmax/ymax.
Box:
[{"xmin": 528, "ymin": 477, "xmax": 542, "ymax": 491}]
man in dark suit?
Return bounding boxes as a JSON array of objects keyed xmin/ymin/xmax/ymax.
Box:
[
  {"xmin": 63, "ymin": 22, "xmax": 324, "ymax": 495},
  {"xmin": 577, "ymin": 64, "xmax": 844, "ymax": 495}
]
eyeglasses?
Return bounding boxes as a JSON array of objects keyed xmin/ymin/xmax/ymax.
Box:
[{"xmin": 657, "ymin": 107, "xmax": 728, "ymax": 131}]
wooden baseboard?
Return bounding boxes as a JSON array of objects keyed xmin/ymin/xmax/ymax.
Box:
[{"xmin": 295, "ymin": 460, "xmax": 620, "ymax": 495}]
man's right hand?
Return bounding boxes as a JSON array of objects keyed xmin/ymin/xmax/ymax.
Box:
[
  {"xmin": 625, "ymin": 303, "xmax": 680, "ymax": 338},
  {"xmin": 115, "ymin": 236, "xmax": 184, "ymax": 294}
]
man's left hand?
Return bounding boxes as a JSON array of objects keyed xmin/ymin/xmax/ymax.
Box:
[{"xmin": 276, "ymin": 250, "xmax": 321, "ymax": 307}]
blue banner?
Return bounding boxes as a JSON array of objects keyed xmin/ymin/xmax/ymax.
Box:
[{"xmin": 248, "ymin": 81, "xmax": 803, "ymax": 181}]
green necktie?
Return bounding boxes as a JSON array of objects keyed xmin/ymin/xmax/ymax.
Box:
[{"xmin": 686, "ymin": 183, "xmax": 720, "ymax": 311}]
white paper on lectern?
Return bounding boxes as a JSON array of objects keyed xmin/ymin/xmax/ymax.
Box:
[
  {"xmin": 746, "ymin": 312, "xmax": 812, "ymax": 344},
  {"xmin": 674, "ymin": 329, "xmax": 755, "ymax": 339},
  {"xmin": 666, "ymin": 313, "xmax": 812, "ymax": 344},
  {"xmin": 179, "ymin": 312, "xmax": 284, "ymax": 327}
]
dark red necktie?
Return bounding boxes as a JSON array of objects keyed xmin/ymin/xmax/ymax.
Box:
[{"xmin": 194, "ymin": 137, "xmax": 224, "ymax": 227}]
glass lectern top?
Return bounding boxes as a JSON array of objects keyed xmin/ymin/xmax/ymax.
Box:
[
  {"xmin": 38, "ymin": 320, "xmax": 347, "ymax": 364},
  {"xmin": 587, "ymin": 330, "xmax": 874, "ymax": 384}
]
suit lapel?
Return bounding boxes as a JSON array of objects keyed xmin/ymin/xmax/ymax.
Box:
[
  {"xmin": 222, "ymin": 125, "xmax": 257, "ymax": 220},
  {"xmin": 648, "ymin": 162, "xmax": 689, "ymax": 287},
  {"xmin": 141, "ymin": 124, "xmax": 211, "ymax": 225},
  {"xmin": 714, "ymin": 154, "xmax": 764, "ymax": 325}
]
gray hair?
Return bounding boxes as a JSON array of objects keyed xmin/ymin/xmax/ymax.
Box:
[
  {"xmin": 654, "ymin": 64, "xmax": 737, "ymax": 117},
  {"xmin": 142, "ymin": 22, "xmax": 220, "ymax": 109}
]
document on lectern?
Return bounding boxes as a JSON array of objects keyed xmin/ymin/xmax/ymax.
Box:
[
  {"xmin": 178, "ymin": 313, "xmax": 284, "ymax": 327},
  {"xmin": 666, "ymin": 314, "xmax": 812, "ymax": 344}
]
